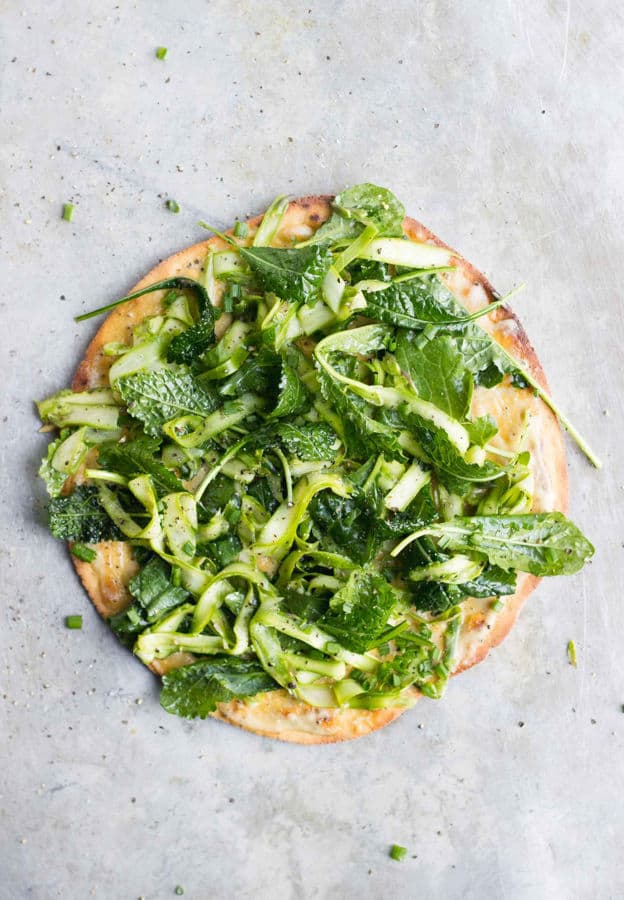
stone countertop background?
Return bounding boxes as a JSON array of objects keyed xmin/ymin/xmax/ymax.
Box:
[{"xmin": 1, "ymin": 2, "xmax": 622, "ymax": 898}]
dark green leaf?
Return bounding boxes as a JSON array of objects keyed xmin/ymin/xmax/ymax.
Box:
[
  {"xmin": 402, "ymin": 410, "xmax": 503, "ymax": 490},
  {"xmin": 167, "ymin": 314, "xmax": 216, "ymax": 365},
  {"xmin": 240, "ymin": 244, "xmax": 333, "ymax": 304},
  {"xmin": 201, "ymin": 534, "xmax": 242, "ymax": 568},
  {"xmin": 160, "ymin": 657, "xmax": 279, "ymax": 719},
  {"xmin": 395, "ymin": 331, "xmax": 473, "ymax": 419},
  {"xmin": 319, "ymin": 569, "xmax": 398, "ymax": 652},
  {"xmin": 364, "ymin": 275, "xmax": 473, "ymax": 329},
  {"xmin": 117, "ymin": 370, "xmax": 218, "ymax": 437},
  {"xmin": 97, "ymin": 436, "xmax": 183, "ymax": 495},
  {"xmin": 269, "ymin": 363, "xmax": 308, "ymax": 418},
  {"xmin": 309, "ymin": 489, "xmax": 380, "ymax": 565},
  {"xmin": 129, "ymin": 556, "xmax": 189, "ymax": 620},
  {"xmin": 48, "ymin": 486, "xmax": 121, "ymax": 542},
  {"xmin": 219, "ymin": 347, "xmax": 281, "ymax": 398},
  {"xmin": 461, "ymin": 565, "xmax": 517, "ymax": 598},
  {"xmin": 277, "ymin": 422, "xmax": 339, "ymax": 460}
]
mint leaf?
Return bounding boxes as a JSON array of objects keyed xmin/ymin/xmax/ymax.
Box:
[
  {"xmin": 277, "ymin": 422, "xmax": 339, "ymax": 460},
  {"xmin": 160, "ymin": 657, "xmax": 279, "ymax": 719},
  {"xmin": 117, "ymin": 370, "xmax": 218, "ymax": 436}
]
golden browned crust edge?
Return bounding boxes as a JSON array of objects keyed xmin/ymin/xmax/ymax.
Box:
[{"xmin": 70, "ymin": 194, "xmax": 568, "ymax": 742}]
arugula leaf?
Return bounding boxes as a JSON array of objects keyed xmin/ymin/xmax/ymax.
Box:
[
  {"xmin": 160, "ymin": 657, "xmax": 279, "ymax": 719},
  {"xmin": 395, "ymin": 331, "xmax": 473, "ymax": 419},
  {"xmin": 48, "ymin": 486, "xmax": 121, "ymax": 542},
  {"xmin": 269, "ymin": 363, "xmax": 308, "ymax": 418},
  {"xmin": 401, "ymin": 410, "xmax": 503, "ymax": 490},
  {"xmin": 277, "ymin": 422, "xmax": 339, "ymax": 461},
  {"xmin": 117, "ymin": 370, "xmax": 218, "ymax": 437},
  {"xmin": 448, "ymin": 326, "xmax": 518, "ymax": 387},
  {"xmin": 333, "ymin": 183, "xmax": 405, "ymax": 236},
  {"xmin": 410, "ymin": 514, "xmax": 595, "ymax": 576},
  {"xmin": 319, "ymin": 569, "xmax": 398, "ymax": 652},
  {"xmin": 75, "ymin": 276, "xmax": 211, "ymax": 323},
  {"xmin": 240, "ymin": 244, "xmax": 333, "ymax": 304},
  {"xmin": 97, "ymin": 436, "xmax": 183, "ymax": 495}
]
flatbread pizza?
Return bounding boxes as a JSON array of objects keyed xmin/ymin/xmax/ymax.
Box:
[{"xmin": 38, "ymin": 185, "xmax": 595, "ymax": 743}]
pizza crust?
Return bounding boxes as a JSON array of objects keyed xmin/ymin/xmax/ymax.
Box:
[{"xmin": 70, "ymin": 196, "xmax": 568, "ymax": 742}]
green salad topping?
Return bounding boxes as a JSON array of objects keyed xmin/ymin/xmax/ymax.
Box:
[{"xmin": 37, "ymin": 183, "xmax": 595, "ymax": 719}]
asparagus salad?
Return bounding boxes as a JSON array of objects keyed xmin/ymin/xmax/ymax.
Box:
[{"xmin": 37, "ymin": 184, "xmax": 595, "ymax": 723}]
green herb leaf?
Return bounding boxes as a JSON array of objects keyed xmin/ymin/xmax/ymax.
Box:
[
  {"xmin": 240, "ymin": 244, "xmax": 333, "ymax": 304},
  {"xmin": 269, "ymin": 363, "xmax": 308, "ymax": 418},
  {"xmin": 129, "ymin": 556, "xmax": 189, "ymax": 621},
  {"xmin": 277, "ymin": 422, "xmax": 339, "ymax": 460},
  {"xmin": 160, "ymin": 657, "xmax": 279, "ymax": 719},
  {"xmin": 396, "ymin": 331, "xmax": 473, "ymax": 419},
  {"xmin": 319, "ymin": 570, "xmax": 398, "ymax": 652},
  {"xmin": 117, "ymin": 370, "xmax": 218, "ymax": 437},
  {"xmin": 333, "ymin": 183, "xmax": 405, "ymax": 235},
  {"xmin": 407, "ymin": 514, "xmax": 595, "ymax": 576},
  {"xmin": 97, "ymin": 436, "xmax": 183, "ymax": 495},
  {"xmin": 48, "ymin": 486, "xmax": 121, "ymax": 542}
]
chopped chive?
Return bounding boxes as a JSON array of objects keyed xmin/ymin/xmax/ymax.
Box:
[
  {"xmin": 70, "ymin": 543, "xmax": 97, "ymax": 563},
  {"xmin": 223, "ymin": 295, "xmax": 234, "ymax": 313},
  {"xmin": 390, "ymin": 844, "xmax": 407, "ymax": 861},
  {"xmin": 62, "ymin": 203, "xmax": 74, "ymax": 222},
  {"xmin": 166, "ymin": 199, "xmax": 180, "ymax": 214},
  {"xmin": 491, "ymin": 599, "xmax": 504, "ymax": 612},
  {"xmin": 233, "ymin": 221, "xmax": 249, "ymax": 238},
  {"xmin": 65, "ymin": 615, "xmax": 83, "ymax": 630},
  {"xmin": 156, "ymin": 47, "xmax": 168, "ymax": 60},
  {"xmin": 174, "ymin": 887, "xmax": 184, "ymax": 896},
  {"xmin": 567, "ymin": 639, "xmax": 578, "ymax": 667}
]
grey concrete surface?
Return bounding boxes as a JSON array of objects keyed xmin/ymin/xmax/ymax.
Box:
[{"xmin": 1, "ymin": 1, "xmax": 623, "ymax": 898}]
